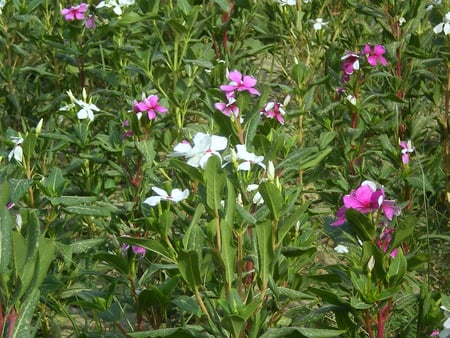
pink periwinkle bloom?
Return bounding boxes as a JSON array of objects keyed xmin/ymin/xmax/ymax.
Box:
[
  {"xmin": 214, "ymin": 96, "xmax": 239, "ymax": 117},
  {"xmin": 133, "ymin": 94, "xmax": 168, "ymax": 120},
  {"xmin": 400, "ymin": 140, "xmax": 414, "ymax": 164},
  {"xmin": 377, "ymin": 227, "xmax": 398, "ymax": 258},
  {"xmin": 430, "ymin": 329, "xmax": 440, "ymax": 337},
  {"xmin": 261, "ymin": 101, "xmax": 286, "ymax": 125},
  {"xmin": 363, "ymin": 44, "xmax": 387, "ymax": 67},
  {"xmin": 121, "ymin": 241, "xmax": 146, "ymax": 257},
  {"xmin": 85, "ymin": 15, "xmax": 96, "ymax": 29},
  {"xmin": 341, "ymin": 51, "xmax": 360, "ymax": 83},
  {"xmin": 331, "ymin": 180, "xmax": 401, "ymax": 226},
  {"xmin": 61, "ymin": 3, "xmax": 88, "ymax": 21},
  {"xmin": 220, "ymin": 70, "xmax": 261, "ymax": 98}
]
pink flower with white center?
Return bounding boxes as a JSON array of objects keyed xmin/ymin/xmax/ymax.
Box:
[
  {"xmin": 143, "ymin": 187, "xmax": 189, "ymax": 206},
  {"xmin": 363, "ymin": 44, "xmax": 387, "ymax": 67},
  {"xmin": 133, "ymin": 94, "xmax": 168, "ymax": 120},
  {"xmin": 400, "ymin": 140, "xmax": 414, "ymax": 164},
  {"xmin": 261, "ymin": 101, "xmax": 286, "ymax": 125},
  {"xmin": 61, "ymin": 3, "xmax": 88, "ymax": 21},
  {"xmin": 220, "ymin": 70, "xmax": 260, "ymax": 98},
  {"xmin": 214, "ymin": 96, "xmax": 239, "ymax": 117},
  {"xmin": 331, "ymin": 180, "xmax": 401, "ymax": 226}
]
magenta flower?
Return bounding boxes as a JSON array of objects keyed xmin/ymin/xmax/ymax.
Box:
[
  {"xmin": 85, "ymin": 15, "xmax": 96, "ymax": 29},
  {"xmin": 133, "ymin": 94, "xmax": 168, "ymax": 120},
  {"xmin": 261, "ymin": 101, "xmax": 286, "ymax": 125},
  {"xmin": 363, "ymin": 44, "xmax": 387, "ymax": 67},
  {"xmin": 400, "ymin": 140, "xmax": 414, "ymax": 164},
  {"xmin": 61, "ymin": 3, "xmax": 88, "ymax": 21},
  {"xmin": 341, "ymin": 51, "xmax": 360, "ymax": 83},
  {"xmin": 377, "ymin": 227, "xmax": 398, "ymax": 258},
  {"xmin": 430, "ymin": 329, "xmax": 440, "ymax": 337},
  {"xmin": 214, "ymin": 96, "xmax": 239, "ymax": 117},
  {"xmin": 121, "ymin": 243, "xmax": 146, "ymax": 256},
  {"xmin": 220, "ymin": 70, "xmax": 260, "ymax": 98},
  {"xmin": 331, "ymin": 180, "xmax": 401, "ymax": 226}
]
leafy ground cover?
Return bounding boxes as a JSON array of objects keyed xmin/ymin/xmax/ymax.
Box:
[{"xmin": 0, "ymin": 0, "xmax": 449, "ymax": 337}]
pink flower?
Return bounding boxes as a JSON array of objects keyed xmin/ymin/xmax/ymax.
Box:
[
  {"xmin": 61, "ymin": 3, "xmax": 88, "ymax": 21},
  {"xmin": 220, "ymin": 70, "xmax": 260, "ymax": 98},
  {"xmin": 377, "ymin": 227, "xmax": 398, "ymax": 257},
  {"xmin": 85, "ymin": 15, "xmax": 96, "ymax": 29},
  {"xmin": 331, "ymin": 181, "xmax": 401, "ymax": 226},
  {"xmin": 133, "ymin": 94, "xmax": 168, "ymax": 120},
  {"xmin": 341, "ymin": 51, "xmax": 360, "ymax": 83},
  {"xmin": 363, "ymin": 44, "xmax": 387, "ymax": 67},
  {"xmin": 121, "ymin": 243, "xmax": 146, "ymax": 256},
  {"xmin": 261, "ymin": 101, "xmax": 286, "ymax": 124},
  {"xmin": 400, "ymin": 140, "xmax": 414, "ymax": 164},
  {"xmin": 214, "ymin": 96, "xmax": 239, "ymax": 117},
  {"xmin": 430, "ymin": 329, "xmax": 440, "ymax": 337}
]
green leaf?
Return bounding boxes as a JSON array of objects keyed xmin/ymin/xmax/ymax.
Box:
[
  {"xmin": 38, "ymin": 167, "xmax": 66, "ymax": 197},
  {"xmin": 96, "ymin": 253, "xmax": 130, "ymax": 276},
  {"xmin": 258, "ymin": 182, "xmax": 282, "ymax": 221},
  {"xmin": 9, "ymin": 179, "xmax": 33, "ymax": 203},
  {"xmin": 260, "ymin": 327, "xmax": 346, "ymax": 338},
  {"xmin": 386, "ymin": 248, "xmax": 407, "ymax": 286},
  {"xmin": 278, "ymin": 201, "xmax": 310, "ymax": 243},
  {"xmin": 220, "ymin": 220, "xmax": 236, "ymax": 290},
  {"xmin": 221, "ymin": 315, "xmax": 245, "ymax": 338},
  {"xmin": 64, "ymin": 205, "xmax": 111, "ymax": 217},
  {"xmin": 344, "ymin": 209, "xmax": 376, "ymax": 242},
  {"xmin": 178, "ymin": 250, "xmax": 201, "ymax": 291},
  {"xmin": 204, "ymin": 156, "xmax": 226, "ymax": 213},
  {"xmin": 158, "ymin": 209, "xmax": 174, "ymax": 237},
  {"xmin": 255, "ymin": 221, "xmax": 274, "ymax": 288},
  {"xmin": 172, "ymin": 296, "xmax": 202, "ymax": 318},
  {"xmin": 47, "ymin": 195, "xmax": 97, "ymax": 206},
  {"xmin": 119, "ymin": 237, "xmax": 175, "ymax": 263},
  {"xmin": 0, "ymin": 205, "xmax": 13, "ymax": 274},
  {"xmin": 360, "ymin": 241, "xmax": 386, "ymax": 280},
  {"xmin": 136, "ymin": 139, "xmax": 156, "ymax": 163},
  {"xmin": 12, "ymin": 288, "xmax": 40, "ymax": 338}
]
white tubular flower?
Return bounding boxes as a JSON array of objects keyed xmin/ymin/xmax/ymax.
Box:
[
  {"xmin": 334, "ymin": 244, "xmax": 349, "ymax": 254},
  {"xmin": 143, "ymin": 187, "xmax": 189, "ymax": 206},
  {"xmin": 8, "ymin": 137, "xmax": 24, "ymax": 162},
  {"xmin": 235, "ymin": 144, "xmax": 265, "ymax": 171}
]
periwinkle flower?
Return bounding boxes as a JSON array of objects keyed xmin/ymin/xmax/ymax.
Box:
[
  {"xmin": 400, "ymin": 140, "xmax": 414, "ymax": 164},
  {"xmin": 133, "ymin": 94, "xmax": 168, "ymax": 121},
  {"xmin": 143, "ymin": 187, "xmax": 189, "ymax": 206},
  {"xmin": 363, "ymin": 44, "xmax": 387, "ymax": 67},
  {"xmin": 214, "ymin": 96, "xmax": 239, "ymax": 117},
  {"xmin": 261, "ymin": 101, "xmax": 286, "ymax": 125},
  {"xmin": 433, "ymin": 12, "xmax": 450, "ymax": 35},
  {"xmin": 61, "ymin": 3, "xmax": 88, "ymax": 21},
  {"xmin": 220, "ymin": 70, "xmax": 260, "ymax": 98},
  {"xmin": 8, "ymin": 136, "xmax": 23, "ymax": 162},
  {"xmin": 312, "ymin": 18, "xmax": 327, "ymax": 31}
]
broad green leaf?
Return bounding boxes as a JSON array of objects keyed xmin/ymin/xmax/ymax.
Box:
[
  {"xmin": 360, "ymin": 241, "xmax": 386, "ymax": 280},
  {"xmin": 255, "ymin": 221, "xmax": 274, "ymax": 288},
  {"xmin": 96, "ymin": 253, "xmax": 130, "ymax": 276},
  {"xmin": 158, "ymin": 209, "xmax": 174, "ymax": 237},
  {"xmin": 172, "ymin": 296, "xmax": 202, "ymax": 318},
  {"xmin": 278, "ymin": 201, "xmax": 310, "ymax": 243},
  {"xmin": 12, "ymin": 288, "xmax": 40, "ymax": 338},
  {"xmin": 204, "ymin": 156, "xmax": 226, "ymax": 213},
  {"xmin": 136, "ymin": 139, "xmax": 156, "ymax": 163},
  {"xmin": 178, "ymin": 250, "xmax": 201, "ymax": 291},
  {"xmin": 344, "ymin": 209, "xmax": 376, "ymax": 242},
  {"xmin": 258, "ymin": 182, "xmax": 282, "ymax": 221},
  {"xmin": 387, "ymin": 248, "xmax": 407, "ymax": 286},
  {"xmin": 9, "ymin": 179, "xmax": 33, "ymax": 203},
  {"xmin": 220, "ymin": 220, "xmax": 236, "ymax": 290},
  {"xmin": 390, "ymin": 216, "xmax": 416, "ymax": 249},
  {"xmin": 221, "ymin": 315, "xmax": 245, "ymax": 338},
  {"xmin": 38, "ymin": 167, "xmax": 66, "ymax": 197},
  {"xmin": 0, "ymin": 206, "xmax": 13, "ymax": 274},
  {"xmin": 70, "ymin": 238, "xmax": 107, "ymax": 254},
  {"xmin": 22, "ymin": 131, "xmax": 37, "ymax": 161},
  {"xmin": 260, "ymin": 327, "xmax": 346, "ymax": 338},
  {"xmin": 47, "ymin": 195, "xmax": 97, "ymax": 206},
  {"xmin": 127, "ymin": 326, "xmax": 210, "ymax": 338},
  {"xmin": 64, "ymin": 205, "xmax": 111, "ymax": 217},
  {"xmin": 183, "ymin": 205, "xmax": 205, "ymax": 250}
]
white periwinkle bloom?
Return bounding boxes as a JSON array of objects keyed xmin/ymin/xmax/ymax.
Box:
[
  {"xmin": 346, "ymin": 94, "xmax": 357, "ymax": 106},
  {"xmin": 275, "ymin": 0, "xmax": 296, "ymax": 6},
  {"xmin": 96, "ymin": 0, "xmax": 135, "ymax": 15},
  {"xmin": 8, "ymin": 136, "xmax": 23, "ymax": 162},
  {"xmin": 247, "ymin": 184, "xmax": 264, "ymax": 205},
  {"xmin": 0, "ymin": 0, "xmax": 6, "ymax": 14},
  {"xmin": 313, "ymin": 18, "xmax": 327, "ymax": 31},
  {"xmin": 170, "ymin": 132, "xmax": 228, "ymax": 169},
  {"xmin": 143, "ymin": 187, "xmax": 189, "ymax": 206},
  {"xmin": 433, "ymin": 12, "xmax": 450, "ymax": 35},
  {"xmin": 60, "ymin": 89, "xmax": 99, "ymax": 122},
  {"xmin": 334, "ymin": 244, "xmax": 349, "ymax": 254},
  {"xmin": 235, "ymin": 144, "xmax": 265, "ymax": 171}
]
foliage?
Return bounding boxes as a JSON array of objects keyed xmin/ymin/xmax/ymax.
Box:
[{"xmin": 0, "ymin": 0, "xmax": 449, "ymax": 337}]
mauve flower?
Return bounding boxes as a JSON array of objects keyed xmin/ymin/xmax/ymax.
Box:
[
  {"xmin": 400, "ymin": 140, "xmax": 414, "ymax": 164},
  {"xmin": 220, "ymin": 70, "xmax": 260, "ymax": 98},
  {"xmin": 133, "ymin": 94, "xmax": 168, "ymax": 120},
  {"xmin": 214, "ymin": 96, "xmax": 239, "ymax": 117},
  {"xmin": 121, "ymin": 237, "xmax": 146, "ymax": 256},
  {"xmin": 363, "ymin": 44, "xmax": 387, "ymax": 67},
  {"xmin": 61, "ymin": 3, "xmax": 88, "ymax": 21},
  {"xmin": 85, "ymin": 15, "xmax": 96, "ymax": 29},
  {"xmin": 331, "ymin": 180, "xmax": 401, "ymax": 226}
]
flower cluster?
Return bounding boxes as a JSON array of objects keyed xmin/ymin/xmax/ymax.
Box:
[{"xmin": 340, "ymin": 43, "xmax": 387, "ymax": 84}]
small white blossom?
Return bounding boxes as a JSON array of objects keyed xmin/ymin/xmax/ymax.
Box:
[
  {"xmin": 235, "ymin": 144, "xmax": 265, "ymax": 171},
  {"xmin": 334, "ymin": 244, "xmax": 349, "ymax": 254},
  {"xmin": 8, "ymin": 136, "xmax": 23, "ymax": 162},
  {"xmin": 60, "ymin": 89, "xmax": 99, "ymax": 122},
  {"xmin": 433, "ymin": 12, "xmax": 450, "ymax": 35},
  {"xmin": 143, "ymin": 187, "xmax": 189, "ymax": 206},
  {"xmin": 96, "ymin": 0, "xmax": 135, "ymax": 15},
  {"xmin": 312, "ymin": 18, "xmax": 327, "ymax": 31},
  {"xmin": 247, "ymin": 184, "xmax": 264, "ymax": 205},
  {"xmin": 275, "ymin": 0, "xmax": 296, "ymax": 6},
  {"xmin": 346, "ymin": 95, "xmax": 357, "ymax": 106}
]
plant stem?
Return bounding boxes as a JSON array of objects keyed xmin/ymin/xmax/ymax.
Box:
[{"xmin": 444, "ymin": 62, "xmax": 450, "ymax": 203}]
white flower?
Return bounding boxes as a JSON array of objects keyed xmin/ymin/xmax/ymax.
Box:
[
  {"xmin": 334, "ymin": 244, "xmax": 349, "ymax": 254},
  {"xmin": 8, "ymin": 136, "xmax": 23, "ymax": 162},
  {"xmin": 275, "ymin": 0, "xmax": 296, "ymax": 6},
  {"xmin": 170, "ymin": 132, "xmax": 228, "ymax": 169},
  {"xmin": 247, "ymin": 184, "xmax": 264, "ymax": 205},
  {"xmin": 235, "ymin": 144, "xmax": 265, "ymax": 171},
  {"xmin": 433, "ymin": 12, "xmax": 450, "ymax": 35},
  {"xmin": 143, "ymin": 187, "xmax": 189, "ymax": 206},
  {"xmin": 60, "ymin": 89, "xmax": 99, "ymax": 122},
  {"xmin": 399, "ymin": 17, "xmax": 406, "ymax": 26},
  {"xmin": 0, "ymin": 0, "xmax": 6, "ymax": 15},
  {"xmin": 312, "ymin": 18, "xmax": 327, "ymax": 31},
  {"xmin": 346, "ymin": 95, "xmax": 357, "ymax": 106},
  {"xmin": 96, "ymin": 0, "xmax": 135, "ymax": 15}
]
